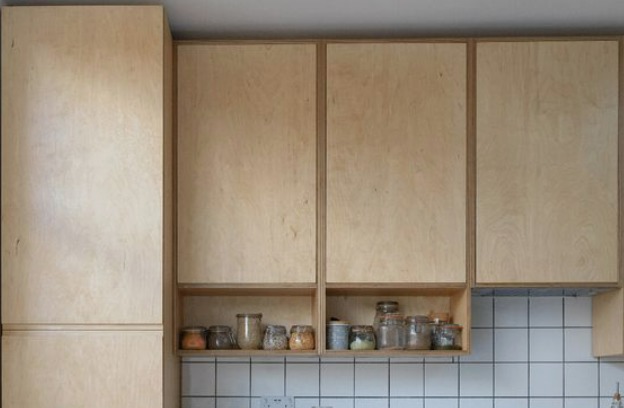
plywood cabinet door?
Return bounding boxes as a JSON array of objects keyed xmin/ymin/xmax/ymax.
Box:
[
  {"xmin": 177, "ymin": 44, "xmax": 317, "ymax": 284},
  {"xmin": 2, "ymin": 331, "xmax": 163, "ymax": 408},
  {"xmin": 326, "ymin": 43, "xmax": 467, "ymax": 284},
  {"xmin": 1, "ymin": 6, "xmax": 167, "ymax": 324},
  {"xmin": 476, "ymin": 40, "xmax": 619, "ymax": 285}
]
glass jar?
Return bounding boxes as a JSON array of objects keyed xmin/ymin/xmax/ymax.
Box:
[
  {"xmin": 207, "ymin": 325, "xmax": 236, "ymax": 350},
  {"xmin": 376, "ymin": 313, "xmax": 405, "ymax": 350},
  {"xmin": 348, "ymin": 325, "xmax": 376, "ymax": 350},
  {"xmin": 289, "ymin": 325, "xmax": 315, "ymax": 350},
  {"xmin": 373, "ymin": 301, "xmax": 399, "ymax": 330},
  {"xmin": 432, "ymin": 323, "xmax": 462, "ymax": 350},
  {"xmin": 180, "ymin": 326, "xmax": 207, "ymax": 350},
  {"xmin": 404, "ymin": 315, "xmax": 433, "ymax": 350},
  {"xmin": 263, "ymin": 325, "xmax": 288, "ymax": 351},
  {"xmin": 236, "ymin": 313, "xmax": 263, "ymax": 350}
]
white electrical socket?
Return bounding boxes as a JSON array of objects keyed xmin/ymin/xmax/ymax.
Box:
[{"xmin": 261, "ymin": 396, "xmax": 294, "ymax": 408}]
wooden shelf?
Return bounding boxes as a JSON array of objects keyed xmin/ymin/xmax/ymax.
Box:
[
  {"xmin": 178, "ymin": 349, "xmax": 319, "ymax": 358},
  {"xmin": 322, "ymin": 349, "xmax": 468, "ymax": 358}
]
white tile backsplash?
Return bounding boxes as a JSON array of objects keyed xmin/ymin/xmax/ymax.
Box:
[{"xmin": 181, "ymin": 296, "xmax": 618, "ymax": 407}]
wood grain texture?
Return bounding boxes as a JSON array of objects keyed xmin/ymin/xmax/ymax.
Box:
[
  {"xmin": 177, "ymin": 43, "xmax": 317, "ymax": 284},
  {"xmin": 326, "ymin": 42, "xmax": 467, "ymax": 283},
  {"xmin": 592, "ymin": 288, "xmax": 623, "ymax": 356},
  {"xmin": 1, "ymin": 6, "xmax": 166, "ymax": 324},
  {"xmin": 476, "ymin": 40, "xmax": 619, "ymax": 284},
  {"xmin": 2, "ymin": 331, "xmax": 163, "ymax": 408}
]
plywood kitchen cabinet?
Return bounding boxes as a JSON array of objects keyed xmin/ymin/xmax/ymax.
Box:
[
  {"xmin": 593, "ymin": 288, "xmax": 624, "ymax": 356},
  {"xmin": 476, "ymin": 40, "xmax": 620, "ymax": 286},
  {"xmin": 177, "ymin": 43, "xmax": 317, "ymax": 284},
  {"xmin": 1, "ymin": 6, "xmax": 177, "ymax": 407},
  {"xmin": 326, "ymin": 42, "xmax": 467, "ymax": 284}
]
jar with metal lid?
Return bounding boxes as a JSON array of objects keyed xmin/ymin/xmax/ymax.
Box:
[
  {"xmin": 376, "ymin": 313, "xmax": 405, "ymax": 350},
  {"xmin": 236, "ymin": 313, "xmax": 263, "ymax": 350},
  {"xmin": 326, "ymin": 321, "xmax": 350, "ymax": 350},
  {"xmin": 207, "ymin": 325, "xmax": 236, "ymax": 350},
  {"xmin": 289, "ymin": 325, "xmax": 315, "ymax": 350},
  {"xmin": 432, "ymin": 323, "xmax": 462, "ymax": 350},
  {"xmin": 180, "ymin": 326, "xmax": 207, "ymax": 350},
  {"xmin": 263, "ymin": 325, "xmax": 288, "ymax": 350},
  {"xmin": 373, "ymin": 301, "xmax": 399, "ymax": 330},
  {"xmin": 404, "ymin": 315, "xmax": 433, "ymax": 350},
  {"xmin": 349, "ymin": 325, "xmax": 376, "ymax": 350}
]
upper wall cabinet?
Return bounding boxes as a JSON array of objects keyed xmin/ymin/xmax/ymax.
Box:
[
  {"xmin": 326, "ymin": 42, "xmax": 467, "ymax": 284},
  {"xmin": 177, "ymin": 43, "xmax": 317, "ymax": 284},
  {"xmin": 1, "ymin": 6, "xmax": 168, "ymax": 324},
  {"xmin": 476, "ymin": 40, "xmax": 620, "ymax": 285}
]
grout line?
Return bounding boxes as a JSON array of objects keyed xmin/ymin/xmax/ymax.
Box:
[
  {"xmin": 491, "ymin": 297, "xmax": 496, "ymax": 408},
  {"xmin": 248, "ymin": 357, "xmax": 252, "ymax": 408},
  {"xmin": 527, "ymin": 297, "xmax": 531, "ymax": 408}
]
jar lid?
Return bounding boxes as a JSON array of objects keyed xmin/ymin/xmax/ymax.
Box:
[
  {"xmin": 405, "ymin": 315, "xmax": 430, "ymax": 323},
  {"xmin": 181, "ymin": 326, "xmax": 207, "ymax": 333},
  {"xmin": 290, "ymin": 325, "xmax": 314, "ymax": 333},
  {"xmin": 207, "ymin": 325, "xmax": 231, "ymax": 332},
  {"xmin": 265, "ymin": 325, "xmax": 287, "ymax": 333},
  {"xmin": 376, "ymin": 300, "xmax": 399, "ymax": 307},
  {"xmin": 380, "ymin": 313, "xmax": 404, "ymax": 323},
  {"xmin": 236, "ymin": 313, "xmax": 263, "ymax": 318},
  {"xmin": 350, "ymin": 325, "xmax": 374, "ymax": 332},
  {"xmin": 327, "ymin": 320, "xmax": 349, "ymax": 326}
]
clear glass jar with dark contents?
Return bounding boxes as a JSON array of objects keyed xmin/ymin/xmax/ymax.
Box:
[
  {"xmin": 432, "ymin": 323, "xmax": 463, "ymax": 350},
  {"xmin": 376, "ymin": 313, "xmax": 405, "ymax": 350},
  {"xmin": 207, "ymin": 325, "xmax": 236, "ymax": 350}
]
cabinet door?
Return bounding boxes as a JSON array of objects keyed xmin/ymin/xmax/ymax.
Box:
[
  {"xmin": 177, "ymin": 44, "xmax": 317, "ymax": 284},
  {"xmin": 1, "ymin": 7, "xmax": 166, "ymax": 323},
  {"xmin": 326, "ymin": 43, "xmax": 467, "ymax": 283},
  {"xmin": 2, "ymin": 331, "xmax": 162, "ymax": 408},
  {"xmin": 476, "ymin": 41, "xmax": 619, "ymax": 285}
]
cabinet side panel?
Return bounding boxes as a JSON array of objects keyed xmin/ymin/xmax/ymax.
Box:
[
  {"xmin": 476, "ymin": 41, "xmax": 619, "ymax": 284},
  {"xmin": 592, "ymin": 288, "xmax": 624, "ymax": 356},
  {"xmin": 2, "ymin": 331, "xmax": 163, "ymax": 408},
  {"xmin": 1, "ymin": 6, "xmax": 165, "ymax": 323},
  {"xmin": 177, "ymin": 44, "xmax": 317, "ymax": 284},
  {"xmin": 326, "ymin": 43, "xmax": 467, "ymax": 283}
]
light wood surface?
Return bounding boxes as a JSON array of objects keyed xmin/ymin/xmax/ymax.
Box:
[
  {"xmin": 2, "ymin": 331, "xmax": 163, "ymax": 408},
  {"xmin": 177, "ymin": 43, "xmax": 317, "ymax": 284},
  {"xmin": 593, "ymin": 288, "xmax": 624, "ymax": 356},
  {"xmin": 1, "ymin": 6, "xmax": 165, "ymax": 324},
  {"xmin": 326, "ymin": 42, "xmax": 467, "ymax": 283},
  {"xmin": 476, "ymin": 40, "xmax": 619, "ymax": 285}
]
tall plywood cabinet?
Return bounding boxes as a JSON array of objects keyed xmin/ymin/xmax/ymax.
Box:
[{"xmin": 1, "ymin": 6, "xmax": 177, "ymax": 407}]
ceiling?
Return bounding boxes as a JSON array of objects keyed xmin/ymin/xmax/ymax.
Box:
[{"xmin": 2, "ymin": 0, "xmax": 623, "ymax": 39}]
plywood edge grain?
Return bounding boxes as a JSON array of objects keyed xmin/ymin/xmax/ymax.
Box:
[
  {"xmin": 592, "ymin": 288, "xmax": 624, "ymax": 357},
  {"xmin": 3, "ymin": 324, "xmax": 164, "ymax": 333}
]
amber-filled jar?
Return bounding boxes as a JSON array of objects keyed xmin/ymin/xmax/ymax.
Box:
[
  {"xmin": 289, "ymin": 325, "xmax": 315, "ymax": 350},
  {"xmin": 180, "ymin": 326, "xmax": 207, "ymax": 350},
  {"xmin": 207, "ymin": 325, "xmax": 236, "ymax": 350}
]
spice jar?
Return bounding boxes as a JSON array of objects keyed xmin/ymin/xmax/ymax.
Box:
[
  {"xmin": 349, "ymin": 325, "xmax": 376, "ymax": 350},
  {"xmin": 376, "ymin": 313, "xmax": 405, "ymax": 350},
  {"xmin": 373, "ymin": 301, "xmax": 399, "ymax": 330},
  {"xmin": 289, "ymin": 325, "xmax": 315, "ymax": 350},
  {"xmin": 326, "ymin": 321, "xmax": 350, "ymax": 350},
  {"xmin": 180, "ymin": 326, "xmax": 207, "ymax": 350},
  {"xmin": 236, "ymin": 313, "xmax": 263, "ymax": 350},
  {"xmin": 207, "ymin": 325, "xmax": 236, "ymax": 350},
  {"xmin": 263, "ymin": 325, "xmax": 288, "ymax": 351},
  {"xmin": 404, "ymin": 315, "xmax": 433, "ymax": 350},
  {"xmin": 432, "ymin": 323, "xmax": 462, "ymax": 350}
]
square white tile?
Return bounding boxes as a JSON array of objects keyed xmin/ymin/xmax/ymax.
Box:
[
  {"xmin": 320, "ymin": 398, "xmax": 354, "ymax": 408},
  {"xmin": 494, "ymin": 399, "xmax": 527, "ymax": 408},
  {"xmin": 216, "ymin": 363, "xmax": 250, "ymax": 396},
  {"xmin": 565, "ymin": 398, "xmax": 599, "ymax": 408},
  {"xmin": 494, "ymin": 329, "xmax": 528, "ymax": 362},
  {"xmin": 390, "ymin": 362, "xmax": 424, "ymax": 397},
  {"xmin": 424, "ymin": 399, "xmax": 458, "ymax": 408},
  {"xmin": 424, "ymin": 364, "xmax": 458, "ymax": 397},
  {"xmin": 460, "ymin": 364, "xmax": 493, "ymax": 397},
  {"xmin": 183, "ymin": 363, "xmax": 216, "ymax": 397},
  {"xmin": 494, "ymin": 363, "xmax": 528, "ymax": 397},
  {"xmin": 459, "ymin": 398, "xmax": 492, "ymax": 408},
  {"xmin": 461, "ymin": 329, "xmax": 493, "ymax": 363},
  {"xmin": 182, "ymin": 397, "xmax": 216, "ymax": 408},
  {"xmin": 320, "ymin": 363, "xmax": 354, "ymax": 397},
  {"xmin": 354, "ymin": 398, "xmax": 388, "ymax": 408},
  {"xmin": 599, "ymin": 362, "xmax": 624, "ymax": 396},
  {"xmin": 529, "ymin": 363, "xmax": 563, "ymax": 397},
  {"xmin": 354, "ymin": 363, "xmax": 388, "ymax": 397},
  {"xmin": 494, "ymin": 297, "xmax": 528, "ymax": 327},
  {"xmin": 472, "ymin": 296, "xmax": 494, "ymax": 328},
  {"xmin": 564, "ymin": 363, "xmax": 598, "ymax": 397},
  {"xmin": 529, "ymin": 297, "xmax": 563, "ymax": 327},
  {"xmin": 390, "ymin": 398, "xmax": 424, "ymax": 408},
  {"xmin": 216, "ymin": 398, "xmax": 249, "ymax": 408},
  {"xmin": 294, "ymin": 398, "xmax": 321, "ymax": 408},
  {"xmin": 251, "ymin": 363, "xmax": 284, "ymax": 396},
  {"xmin": 529, "ymin": 398, "xmax": 562, "ymax": 408},
  {"xmin": 529, "ymin": 328, "xmax": 563, "ymax": 362},
  {"xmin": 286, "ymin": 363, "xmax": 320, "ymax": 397},
  {"xmin": 564, "ymin": 328, "xmax": 595, "ymax": 362},
  {"xmin": 564, "ymin": 297, "xmax": 592, "ymax": 327}
]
